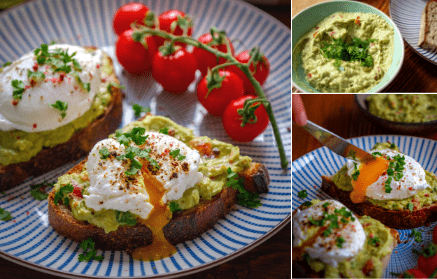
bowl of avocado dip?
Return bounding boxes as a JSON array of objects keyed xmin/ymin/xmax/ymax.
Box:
[
  {"xmin": 292, "ymin": 1, "xmax": 404, "ymax": 93},
  {"xmin": 355, "ymin": 94, "xmax": 437, "ymax": 135}
]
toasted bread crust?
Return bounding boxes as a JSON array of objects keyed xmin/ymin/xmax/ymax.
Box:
[
  {"xmin": 48, "ymin": 158, "xmax": 269, "ymax": 252},
  {"xmin": 321, "ymin": 175, "xmax": 437, "ymax": 229},
  {"xmin": 418, "ymin": 0, "xmax": 437, "ymax": 51},
  {"xmin": 0, "ymin": 50, "xmax": 123, "ymax": 191},
  {"xmin": 291, "ymin": 203, "xmax": 399, "ymax": 278}
]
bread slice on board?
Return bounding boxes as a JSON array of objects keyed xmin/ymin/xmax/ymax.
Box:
[
  {"xmin": 292, "ymin": 201, "xmax": 399, "ymax": 278},
  {"xmin": 418, "ymin": 0, "xmax": 437, "ymax": 51},
  {"xmin": 0, "ymin": 48, "xmax": 123, "ymax": 191},
  {"xmin": 321, "ymin": 175, "xmax": 437, "ymax": 229},
  {"xmin": 48, "ymin": 159, "xmax": 269, "ymax": 252}
]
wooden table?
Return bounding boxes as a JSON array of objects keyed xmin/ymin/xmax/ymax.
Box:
[
  {"xmin": 293, "ymin": 0, "xmax": 437, "ymax": 92},
  {"xmin": 0, "ymin": 3, "xmax": 291, "ymax": 279}
]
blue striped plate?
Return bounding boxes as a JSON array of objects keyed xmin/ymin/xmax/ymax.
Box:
[
  {"xmin": 0, "ymin": 0, "xmax": 291, "ymax": 278},
  {"xmin": 390, "ymin": 0, "xmax": 437, "ymax": 65},
  {"xmin": 293, "ymin": 135, "xmax": 437, "ymax": 278}
]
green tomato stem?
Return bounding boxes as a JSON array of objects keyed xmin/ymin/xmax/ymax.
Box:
[{"xmin": 133, "ymin": 26, "xmax": 289, "ymax": 169}]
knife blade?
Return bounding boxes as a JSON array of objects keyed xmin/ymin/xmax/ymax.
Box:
[{"xmin": 302, "ymin": 120, "xmax": 375, "ymax": 162}]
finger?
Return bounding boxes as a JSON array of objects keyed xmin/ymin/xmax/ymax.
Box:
[{"xmin": 292, "ymin": 94, "xmax": 307, "ymax": 126}]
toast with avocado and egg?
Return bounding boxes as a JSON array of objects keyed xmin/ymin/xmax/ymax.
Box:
[
  {"xmin": 292, "ymin": 199, "xmax": 399, "ymax": 278},
  {"xmin": 321, "ymin": 142, "xmax": 437, "ymax": 229},
  {"xmin": 0, "ymin": 44, "xmax": 123, "ymax": 191},
  {"xmin": 48, "ymin": 115, "xmax": 269, "ymax": 257}
]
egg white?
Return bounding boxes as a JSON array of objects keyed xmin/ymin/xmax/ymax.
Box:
[{"xmin": 346, "ymin": 149, "xmax": 430, "ymax": 200}]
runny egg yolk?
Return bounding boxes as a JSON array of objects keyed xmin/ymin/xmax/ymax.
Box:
[
  {"xmin": 132, "ymin": 164, "xmax": 177, "ymax": 261},
  {"xmin": 350, "ymin": 156, "xmax": 389, "ymax": 203}
]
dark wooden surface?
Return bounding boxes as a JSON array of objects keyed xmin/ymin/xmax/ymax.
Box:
[
  {"xmin": 0, "ymin": 2, "xmax": 292, "ymax": 279},
  {"xmin": 293, "ymin": 0, "xmax": 437, "ymax": 92}
]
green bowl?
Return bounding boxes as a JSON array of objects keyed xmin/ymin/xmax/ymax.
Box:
[{"xmin": 292, "ymin": 1, "xmax": 404, "ymax": 93}]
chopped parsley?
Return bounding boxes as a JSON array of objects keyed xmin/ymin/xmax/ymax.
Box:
[
  {"xmin": 226, "ymin": 167, "xmax": 261, "ymax": 208},
  {"xmin": 351, "ymin": 170, "xmax": 360, "ymax": 181},
  {"xmin": 30, "ymin": 180, "xmax": 54, "ymax": 200},
  {"xmin": 11, "ymin": 79, "xmax": 25, "ymax": 100},
  {"xmin": 132, "ymin": 103, "xmax": 151, "ymax": 117},
  {"xmin": 125, "ymin": 158, "xmax": 142, "ymax": 176},
  {"xmin": 115, "ymin": 146, "xmax": 159, "ymax": 174},
  {"xmin": 322, "ymin": 202, "xmax": 329, "ymax": 208},
  {"xmin": 2, "ymin": 61, "xmax": 11, "ymax": 67},
  {"xmin": 54, "ymin": 184, "xmax": 74, "ymax": 205},
  {"xmin": 421, "ymin": 243, "xmax": 437, "ymax": 258},
  {"xmin": 302, "ymin": 201, "xmax": 312, "ymax": 208},
  {"xmin": 410, "ymin": 229, "xmax": 422, "ymax": 243},
  {"xmin": 115, "ymin": 211, "xmax": 137, "ymax": 226},
  {"xmin": 298, "ymin": 190, "xmax": 307, "ymax": 199},
  {"xmin": 320, "ymin": 37, "xmax": 377, "ymax": 71},
  {"xmin": 169, "ymin": 149, "xmax": 186, "ymax": 161},
  {"xmin": 169, "ymin": 201, "xmax": 182, "ymax": 212},
  {"xmin": 368, "ymin": 236, "xmax": 380, "ymax": 246},
  {"xmin": 78, "ymin": 238, "xmax": 104, "ymax": 262},
  {"xmin": 384, "ymin": 154, "xmax": 406, "ymax": 193},
  {"xmin": 107, "ymin": 82, "xmax": 125, "ymax": 93},
  {"xmin": 407, "ymin": 202, "xmax": 414, "ymax": 212},
  {"xmin": 50, "ymin": 100, "xmax": 68, "ymax": 119},
  {"xmin": 27, "ymin": 70, "xmax": 45, "ymax": 82},
  {"xmin": 159, "ymin": 127, "xmax": 169, "ymax": 134},
  {"xmin": 115, "ymin": 127, "xmax": 148, "ymax": 146},
  {"xmin": 34, "ymin": 44, "xmax": 82, "ymax": 74},
  {"xmin": 336, "ymin": 236, "xmax": 345, "ymax": 248},
  {"xmin": 0, "ymin": 207, "xmax": 12, "ymax": 221},
  {"xmin": 348, "ymin": 150, "xmax": 357, "ymax": 160},
  {"xmin": 307, "ymin": 205, "xmax": 355, "ymax": 237},
  {"xmin": 99, "ymin": 147, "xmax": 110, "ymax": 159},
  {"xmin": 372, "ymin": 151, "xmax": 382, "ymax": 158}
]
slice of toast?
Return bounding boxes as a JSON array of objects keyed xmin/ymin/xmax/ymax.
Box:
[
  {"xmin": 292, "ymin": 201, "xmax": 399, "ymax": 278},
  {"xmin": 48, "ymin": 159, "xmax": 269, "ymax": 252},
  {"xmin": 0, "ymin": 48, "xmax": 123, "ymax": 191},
  {"xmin": 418, "ymin": 0, "xmax": 437, "ymax": 51},
  {"xmin": 321, "ymin": 175, "xmax": 437, "ymax": 229}
]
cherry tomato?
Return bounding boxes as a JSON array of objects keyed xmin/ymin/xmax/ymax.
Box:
[
  {"xmin": 228, "ymin": 50, "xmax": 270, "ymax": 95},
  {"xmin": 156, "ymin": 9, "xmax": 193, "ymax": 46},
  {"xmin": 197, "ymin": 70, "xmax": 244, "ymax": 116},
  {"xmin": 192, "ymin": 33, "xmax": 235, "ymax": 77},
  {"xmin": 73, "ymin": 185, "xmax": 83, "ymax": 199},
  {"xmin": 418, "ymin": 253, "xmax": 437, "ymax": 277},
  {"xmin": 399, "ymin": 269, "xmax": 428, "ymax": 278},
  {"xmin": 222, "ymin": 95, "xmax": 269, "ymax": 142},
  {"xmin": 113, "ymin": 2, "xmax": 150, "ymax": 35},
  {"xmin": 152, "ymin": 47, "xmax": 197, "ymax": 93},
  {"xmin": 115, "ymin": 29, "xmax": 157, "ymax": 73}
]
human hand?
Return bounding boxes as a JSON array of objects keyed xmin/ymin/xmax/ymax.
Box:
[{"xmin": 292, "ymin": 94, "xmax": 307, "ymax": 126}]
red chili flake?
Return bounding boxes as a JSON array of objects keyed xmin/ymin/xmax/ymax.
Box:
[
  {"xmin": 13, "ymin": 220, "xmax": 16, "ymax": 223},
  {"xmin": 33, "ymin": 123, "xmax": 37, "ymax": 129},
  {"xmin": 50, "ymin": 77, "xmax": 58, "ymax": 83},
  {"xmin": 329, "ymin": 31, "xmax": 335, "ymax": 37},
  {"xmin": 59, "ymin": 73, "xmax": 65, "ymax": 82},
  {"xmin": 44, "ymin": 78, "xmax": 49, "ymax": 82},
  {"xmin": 382, "ymin": 171, "xmax": 387, "ymax": 175},
  {"xmin": 339, "ymin": 15, "xmax": 343, "ymax": 18},
  {"xmin": 45, "ymin": 65, "xmax": 50, "ymax": 70},
  {"xmin": 363, "ymin": 223, "xmax": 372, "ymax": 227},
  {"xmin": 25, "ymin": 85, "xmax": 31, "ymax": 89},
  {"xmin": 409, "ymin": 187, "xmax": 413, "ymax": 190},
  {"xmin": 307, "ymin": 73, "xmax": 312, "ymax": 78},
  {"xmin": 74, "ymin": 86, "xmax": 78, "ymax": 90},
  {"xmin": 369, "ymin": 233, "xmax": 374, "ymax": 238},
  {"xmin": 26, "ymin": 211, "xmax": 29, "ymax": 215},
  {"xmin": 101, "ymin": 78, "xmax": 107, "ymax": 83},
  {"xmin": 96, "ymin": 64, "xmax": 100, "ymax": 69},
  {"xmin": 355, "ymin": 16, "xmax": 361, "ymax": 26},
  {"xmin": 313, "ymin": 31, "xmax": 319, "ymax": 37},
  {"xmin": 16, "ymin": 136, "xmax": 20, "ymax": 139},
  {"xmin": 11, "ymin": 99, "xmax": 19, "ymax": 106},
  {"xmin": 30, "ymin": 79, "xmax": 36, "ymax": 86},
  {"xmin": 32, "ymin": 62, "xmax": 38, "ymax": 71}
]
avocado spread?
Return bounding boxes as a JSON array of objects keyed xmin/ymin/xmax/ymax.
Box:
[
  {"xmin": 0, "ymin": 53, "xmax": 117, "ymax": 166},
  {"xmin": 367, "ymin": 94, "xmax": 437, "ymax": 123},
  {"xmin": 294, "ymin": 12, "xmax": 394, "ymax": 93},
  {"xmin": 296, "ymin": 200, "xmax": 394, "ymax": 278},
  {"xmin": 53, "ymin": 115, "xmax": 251, "ymax": 233},
  {"xmin": 332, "ymin": 142, "xmax": 437, "ymax": 210}
]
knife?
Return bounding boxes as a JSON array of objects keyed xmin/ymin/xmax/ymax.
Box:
[{"xmin": 302, "ymin": 120, "xmax": 375, "ymax": 163}]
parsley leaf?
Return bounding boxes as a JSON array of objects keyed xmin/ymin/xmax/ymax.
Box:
[
  {"xmin": 226, "ymin": 167, "xmax": 261, "ymax": 208},
  {"xmin": 11, "ymin": 79, "xmax": 25, "ymax": 100},
  {"xmin": 351, "ymin": 170, "xmax": 360, "ymax": 181},
  {"xmin": 27, "ymin": 70, "xmax": 45, "ymax": 82},
  {"xmin": 169, "ymin": 201, "xmax": 182, "ymax": 212},
  {"xmin": 78, "ymin": 238, "xmax": 104, "ymax": 262},
  {"xmin": 169, "ymin": 149, "xmax": 186, "ymax": 161},
  {"xmin": 407, "ymin": 202, "xmax": 414, "ymax": 212},
  {"xmin": 125, "ymin": 158, "xmax": 142, "ymax": 176},
  {"xmin": 54, "ymin": 184, "xmax": 74, "ymax": 205},
  {"xmin": 302, "ymin": 201, "xmax": 312, "ymax": 208},
  {"xmin": 410, "ymin": 229, "xmax": 422, "ymax": 243},
  {"xmin": 99, "ymin": 147, "xmax": 110, "ymax": 159},
  {"xmin": 30, "ymin": 188, "xmax": 49, "ymax": 200},
  {"xmin": 132, "ymin": 104, "xmax": 151, "ymax": 117},
  {"xmin": 368, "ymin": 236, "xmax": 380, "ymax": 246},
  {"xmin": 159, "ymin": 127, "xmax": 169, "ymax": 134},
  {"xmin": 0, "ymin": 207, "xmax": 12, "ymax": 221},
  {"xmin": 336, "ymin": 236, "xmax": 345, "ymax": 248},
  {"xmin": 384, "ymin": 176, "xmax": 393, "ymax": 193},
  {"xmin": 298, "ymin": 190, "xmax": 307, "ymax": 199},
  {"xmin": 115, "ymin": 211, "xmax": 137, "ymax": 226},
  {"xmin": 50, "ymin": 100, "xmax": 68, "ymax": 119},
  {"xmin": 2, "ymin": 61, "xmax": 11, "ymax": 67}
]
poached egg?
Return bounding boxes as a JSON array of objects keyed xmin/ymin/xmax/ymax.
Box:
[
  {"xmin": 346, "ymin": 149, "xmax": 430, "ymax": 202},
  {"xmin": 0, "ymin": 44, "xmax": 103, "ymax": 132},
  {"xmin": 292, "ymin": 199, "xmax": 366, "ymax": 267}
]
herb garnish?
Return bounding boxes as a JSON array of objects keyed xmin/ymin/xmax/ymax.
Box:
[
  {"xmin": 50, "ymin": 100, "xmax": 68, "ymax": 119},
  {"xmin": 320, "ymin": 37, "xmax": 377, "ymax": 71},
  {"xmin": 78, "ymin": 238, "xmax": 104, "ymax": 262},
  {"xmin": 132, "ymin": 103, "xmax": 151, "ymax": 117},
  {"xmin": 169, "ymin": 149, "xmax": 186, "ymax": 161},
  {"xmin": 28, "ymin": 70, "xmax": 45, "ymax": 82},
  {"xmin": 99, "ymin": 147, "xmax": 110, "ymax": 159},
  {"xmin": 384, "ymin": 154, "xmax": 406, "ymax": 193},
  {"xmin": 115, "ymin": 127, "xmax": 148, "ymax": 146},
  {"xmin": 302, "ymin": 201, "xmax": 312, "ymax": 208},
  {"xmin": 54, "ymin": 184, "xmax": 74, "ymax": 205},
  {"xmin": 368, "ymin": 236, "xmax": 380, "ymax": 246},
  {"xmin": 0, "ymin": 207, "xmax": 12, "ymax": 221},
  {"xmin": 169, "ymin": 201, "xmax": 182, "ymax": 212},
  {"xmin": 351, "ymin": 162, "xmax": 360, "ymax": 181},
  {"xmin": 336, "ymin": 236, "xmax": 345, "ymax": 248},
  {"xmin": 125, "ymin": 158, "xmax": 142, "ymax": 176},
  {"xmin": 34, "ymin": 44, "xmax": 82, "ymax": 74},
  {"xmin": 2, "ymin": 61, "xmax": 11, "ymax": 67},
  {"xmin": 410, "ymin": 229, "xmax": 422, "ymax": 243},
  {"xmin": 115, "ymin": 211, "xmax": 137, "ymax": 226},
  {"xmin": 159, "ymin": 127, "xmax": 169, "ymax": 134},
  {"xmin": 407, "ymin": 202, "xmax": 414, "ymax": 212},
  {"xmin": 226, "ymin": 168, "xmax": 261, "ymax": 208},
  {"xmin": 11, "ymin": 79, "xmax": 25, "ymax": 100},
  {"xmin": 30, "ymin": 180, "xmax": 54, "ymax": 200},
  {"xmin": 298, "ymin": 190, "xmax": 307, "ymax": 199},
  {"xmin": 307, "ymin": 203, "xmax": 356, "ymax": 237}
]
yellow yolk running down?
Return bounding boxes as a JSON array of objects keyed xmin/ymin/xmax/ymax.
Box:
[{"xmin": 350, "ymin": 156, "xmax": 389, "ymax": 203}]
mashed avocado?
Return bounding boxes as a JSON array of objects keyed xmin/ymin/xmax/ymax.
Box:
[
  {"xmin": 332, "ymin": 142, "xmax": 437, "ymax": 210},
  {"xmin": 294, "ymin": 12, "xmax": 394, "ymax": 93},
  {"xmin": 367, "ymin": 94, "xmax": 437, "ymax": 123},
  {"xmin": 53, "ymin": 115, "xmax": 252, "ymax": 233},
  {"xmin": 296, "ymin": 200, "xmax": 394, "ymax": 278},
  {"xmin": 0, "ymin": 53, "xmax": 117, "ymax": 166}
]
